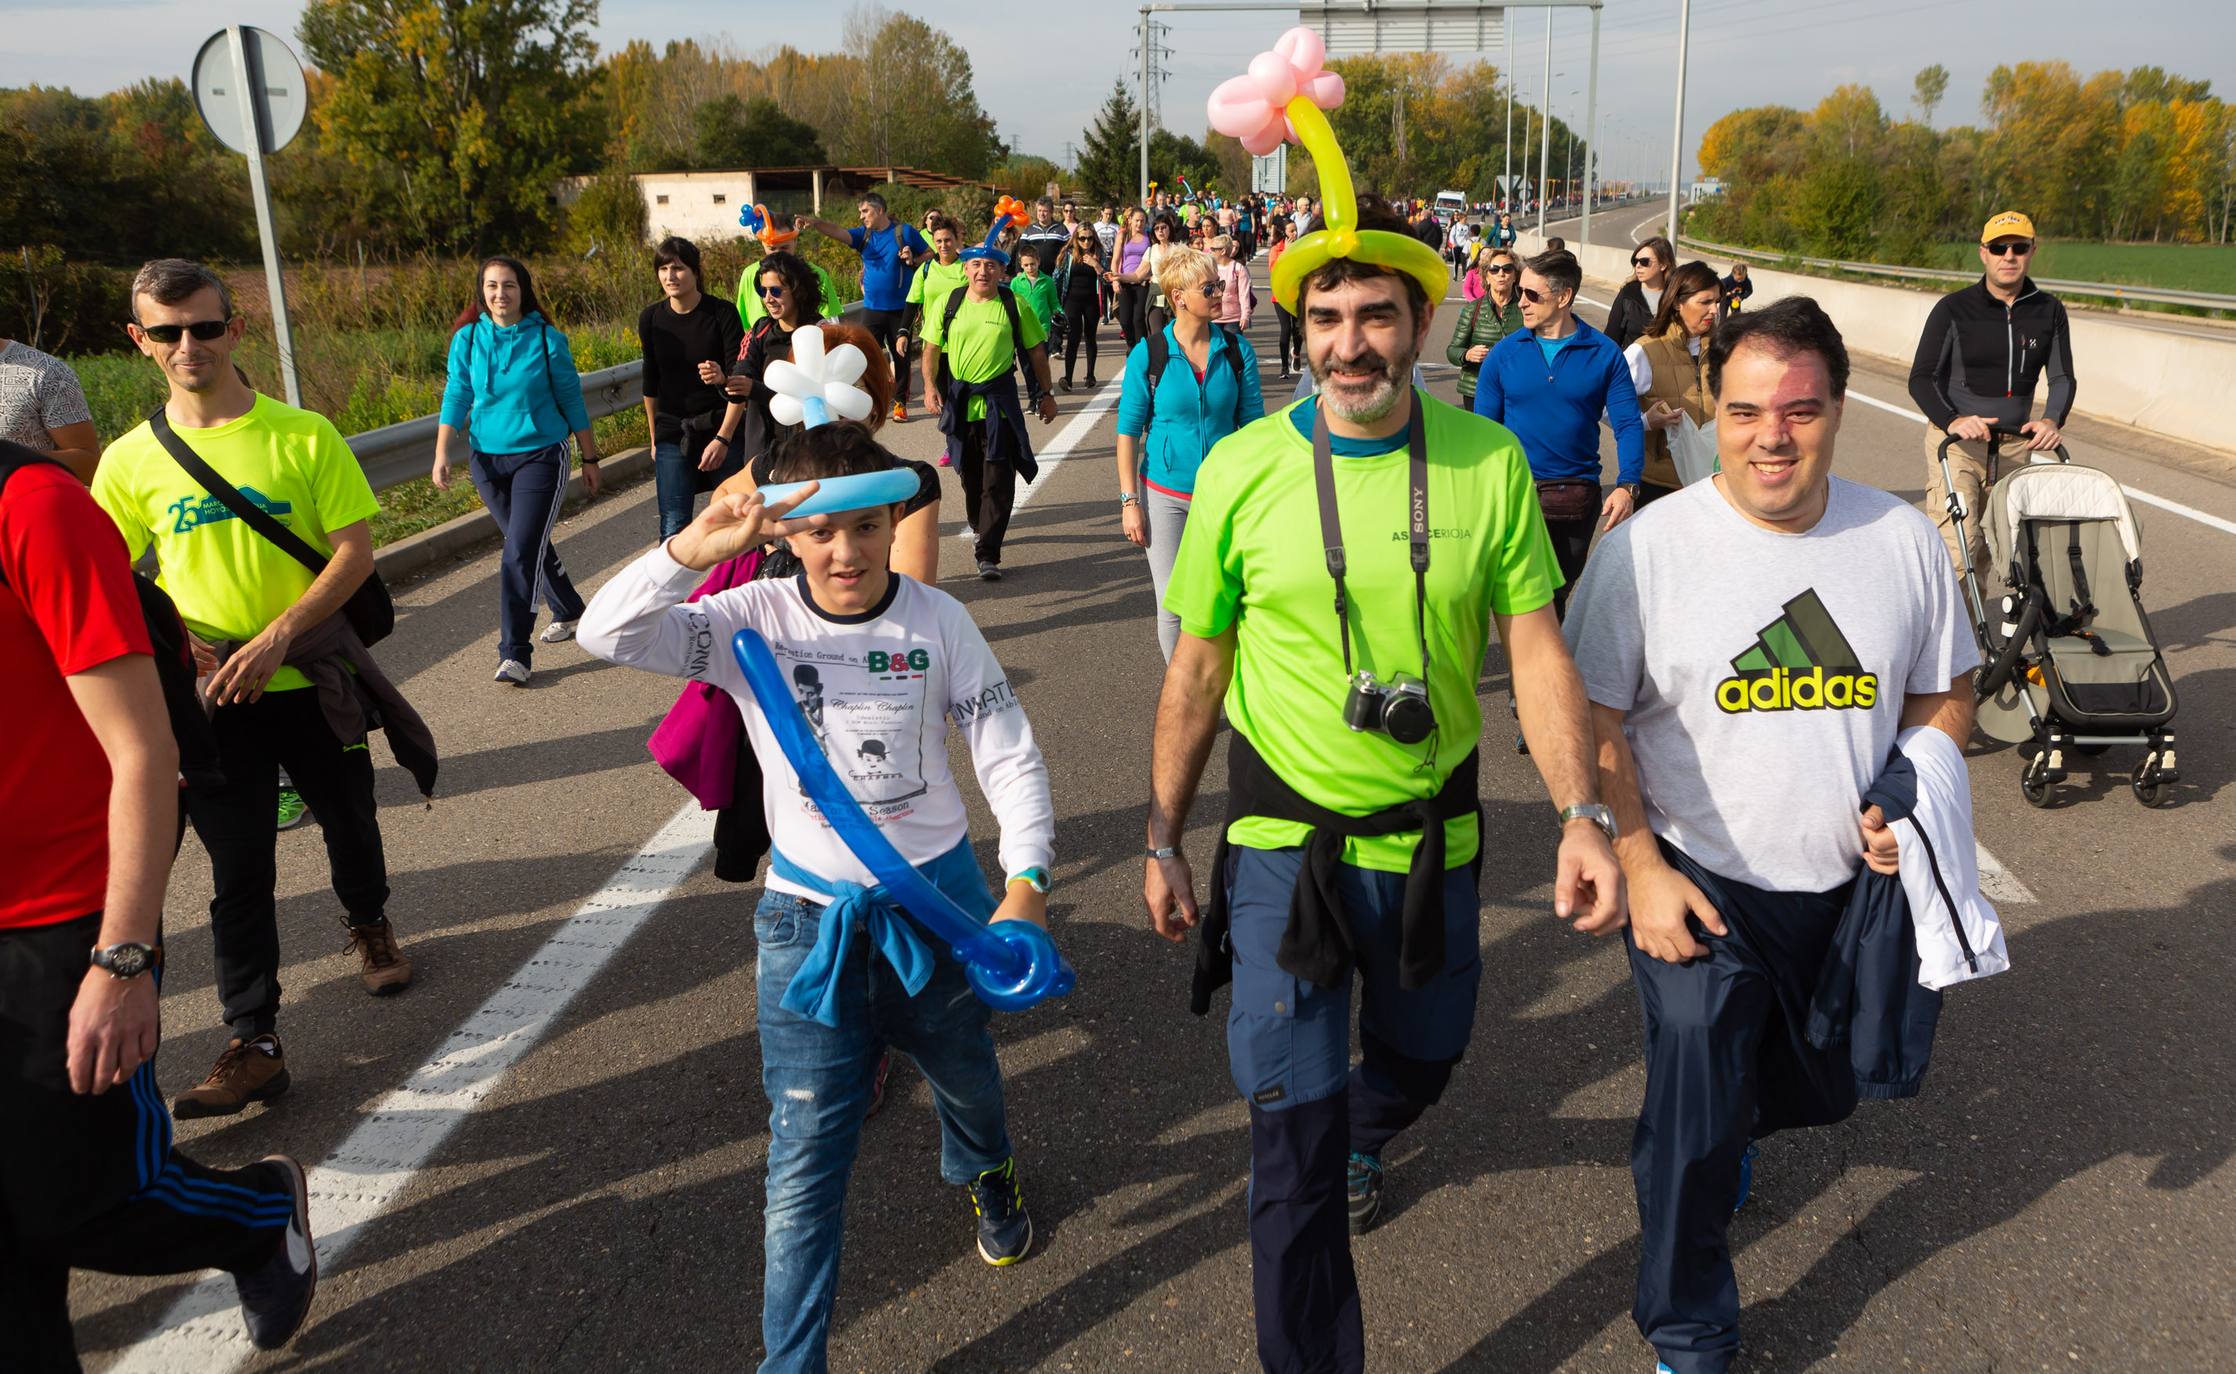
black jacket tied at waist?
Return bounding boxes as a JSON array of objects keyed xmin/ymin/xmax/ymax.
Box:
[
  {"xmin": 936, "ymin": 371, "xmax": 1040, "ymax": 483},
  {"xmin": 1191, "ymin": 730, "xmax": 1481, "ymax": 1015}
]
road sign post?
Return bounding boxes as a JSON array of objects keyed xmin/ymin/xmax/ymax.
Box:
[{"xmin": 192, "ymin": 25, "xmax": 307, "ymax": 408}]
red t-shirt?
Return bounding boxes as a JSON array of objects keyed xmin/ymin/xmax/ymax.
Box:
[{"xmin": 0, "ymin": 461, "xmax": 153, "ymax": 929}]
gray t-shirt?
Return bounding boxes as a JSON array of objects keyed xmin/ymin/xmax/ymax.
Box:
[
  {"xmin": 0, "ymin": 340, "xmax": 93, "ymax": 451},
  {"xmin": 1565, "ymin": 476, "xmax": 1977, "ymax": 892}
]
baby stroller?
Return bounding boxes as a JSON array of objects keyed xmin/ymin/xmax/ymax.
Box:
[{"xmin": 1940, "ymin": 431, "xmax": 2179, "ymax": 808}]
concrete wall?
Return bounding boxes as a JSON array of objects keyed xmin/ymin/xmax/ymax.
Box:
[{"xmin": 1517, "ymin": 233, "xmax": 2235, "ymax": 456}]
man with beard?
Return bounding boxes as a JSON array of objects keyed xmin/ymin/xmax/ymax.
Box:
[{"xmin": 1143, "ymin": 195, "xmax": 1623, "ymax": 1373}]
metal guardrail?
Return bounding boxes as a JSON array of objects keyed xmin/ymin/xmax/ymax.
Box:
[
  {"xmin": 1679, "ymin": 233, "xmax": 2236, "ymax": 312},
  {"xmin": 347, "ymin": 360, "xmax": 646, "ymax": 492}
]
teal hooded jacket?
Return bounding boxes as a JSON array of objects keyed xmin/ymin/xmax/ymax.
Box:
[{"xmin": 440, "ymin": 312, "xmax": 592, "ymax": 455}]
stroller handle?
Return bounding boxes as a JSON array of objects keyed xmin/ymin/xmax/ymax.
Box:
[{"xmin": 1936, "ymin": 426, "xmax": 2070, "ymax": 465}]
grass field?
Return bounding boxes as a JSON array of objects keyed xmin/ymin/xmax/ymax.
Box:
[{"xmin": 1925, "ymin": 240, "xmax": 2236, "ymax": 295}]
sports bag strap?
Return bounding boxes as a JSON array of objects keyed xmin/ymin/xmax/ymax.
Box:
[
  {"xmin": 1220, "ymin": 326, "xmax": 1245, "ymax": 429},
  {"xmin": 1143, "ymin": 326, "xmax": 1169, "ymax": 430},
  {"xmin": 148, "ymin": 406, "xmax": 330, "ymax": 578}
]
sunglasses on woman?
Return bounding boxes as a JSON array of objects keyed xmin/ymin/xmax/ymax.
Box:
[
  {"xmin": 1631, "ymin": 255, "xmax": 1657, "ymax": 268},
  {"xmin": 1487, "ymin": 263, "xmax": 1517, "ymax": 274},
  {"xmin": 1190, "ymin": 282, "xmax": 1221, "ymax": 300},
  {"xmin": 758, "ymin": 284, "xmax": 786, "ymax": 298},
  {"xmin": 136, "ymin": 317, "xmax": 231, "ymax": 343}
]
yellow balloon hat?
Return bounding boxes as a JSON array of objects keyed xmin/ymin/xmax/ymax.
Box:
[{"xmin": 1207, "ymin": 27, "xmax": 1450, "ymax": 311}]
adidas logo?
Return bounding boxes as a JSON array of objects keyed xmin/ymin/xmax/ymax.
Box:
[{"xmin": 1715, "ymin": 589, "xmax": 1880, "ymax": 714}]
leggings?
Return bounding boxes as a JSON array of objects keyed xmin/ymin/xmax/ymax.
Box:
[
  {"xmin": 1118, "ymin": 282, "xmax": 1150, "ymax": 351},
  {"xmin": 1275, "ymin": 305, "xmax": 1301, "ymax": 371},
  {"xmin": 1061, "ymin": 301, "xmax": 1100, "ymax": 383},
  {"xmin": 1142, "ymin": 488, "xmax": 1191, "ymax": 661}
]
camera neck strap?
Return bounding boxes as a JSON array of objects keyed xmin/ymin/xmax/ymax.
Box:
[{"xmin": 1311, "ymin": 395, "xmax": 1431, "ymax": 682}]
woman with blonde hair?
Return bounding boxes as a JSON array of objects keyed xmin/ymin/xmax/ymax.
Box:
[
  {"xmin": 1113, "ymin": 246, "xmax": 1264, "ymax": 659},
  {"xmin": 1621, "ymin": 259, "xmax": 1723, "ymax": 505}
]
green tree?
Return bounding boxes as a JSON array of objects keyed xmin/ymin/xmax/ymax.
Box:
[
  {"xmin": 838, "ymin": 7, "xmax": 1001, "ymax": 176},
  {"xmin": 1075, "ymin": 79, "xmax": 1141, "ymax": 205},
  {"xmin": 692, "ymin": 94, "xmax": 825, "ymax": 169},
  {"xmin": 297, "ymin": 0, "xmax": 605, "ymax": 255},
  {"xmin": 1914, "ymin": 64, "xmax": 1949, "ymax": 125}
]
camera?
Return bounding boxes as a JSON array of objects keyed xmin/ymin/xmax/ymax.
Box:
[{"xmin": 1342, "ymin": 672, "xmax": 1436, "ymax": 745}]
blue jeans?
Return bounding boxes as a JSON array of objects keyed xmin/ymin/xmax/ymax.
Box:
[
  {"xmin": 653, "ymin": 438, "xmax": 696, "ymax": 541},
  {"xmin": 1224, "ymin": 843, "xmax": 1484, "ymax": 1374},
  {"xmin": 753, "ymin": 887, "xmax": 1013, "ymax": 1374}
]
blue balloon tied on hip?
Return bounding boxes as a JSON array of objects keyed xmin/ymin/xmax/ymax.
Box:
[{"xmin": 729, "ymin": 627, "xmax": 1077, "ymax": 1013}]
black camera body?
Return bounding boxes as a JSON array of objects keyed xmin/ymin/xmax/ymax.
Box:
[{"xmin": 1343, "ymin": 672, "xmax": 1436, "ymax": 745}]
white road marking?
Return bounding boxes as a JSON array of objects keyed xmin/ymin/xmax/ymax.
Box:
[
  {"xmin": 1014, "ymin": 376, "xmax": 1125, "ymax": 511},
  {"xmin": 1974, "ymin": 842, "xmax": 2037, "ymax": 906},
  {"xmin": 111, "ymin": 803, "xmax": 719, "ymax": 1372}
]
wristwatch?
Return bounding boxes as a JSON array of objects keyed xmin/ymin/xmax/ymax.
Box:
[
  {"xmin": 1119, "ymin": 492, "xmax": 1141, "ymax": 507},
  {"xmin": 1618, "ymin": 482, "xmax": 1641, "ymax": 500},
  {"xmin": 90, "ymin": 942, "xmax": 163, "ymax": 980},
  {"xmin": 1007, "ymin": 866, "xmax": 1052, "ymax": 895},
  {"xmin": 1144, "ymin": 845, "xmax": 1181, "ymax": 861},
  {"xmin": 1557, "ymin": 803, "xmax": 1619, "ymax": 844}
]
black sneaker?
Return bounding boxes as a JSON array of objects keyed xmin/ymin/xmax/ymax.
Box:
[
  {"xmin": 1346, "ymin": 1152, "xmax": 1384, "ymax": 1235},
  {"xmin": 234, "ymin": 1155, "xmax": 317, "ymax": 1349},
  {"xmin": 967, "ymin": 1158, "xmax": 1033, "ymax": 1266},
  {"xmin": 977, "ymin": 561, "xmax": 1002, "ymax": 582}
]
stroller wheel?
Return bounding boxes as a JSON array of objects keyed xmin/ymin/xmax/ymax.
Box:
[
  {"xmin": 2131, "ymin": 760, "xmax": 2174, "ymax": 809},
  {"xmin": 2020, "ymin": 773, "xmax": 2056, "ymax": 808}
]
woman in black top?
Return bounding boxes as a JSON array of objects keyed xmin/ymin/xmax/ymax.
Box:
[
  {"xmin": 723, "ymin": 251, "xmax": 826, "ymax": 471},
  {"xmin": 639, "ymin": 236, "xmax": 747, "ymax": 540},
  {"xmin": 1055, "ymin": 224, "xmax": 1106, "ymax": 390},
  {"xmin": 1604, "ymin": 235, "xmax": 1674, "ymax": 351}
]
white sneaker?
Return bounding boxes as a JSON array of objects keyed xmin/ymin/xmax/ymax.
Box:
[
  {"xmin": 539, "ymin": 619, "xmax": 579, "ymax": 644},
  {"xmin": 494, "ymin": 659, "xmax": 530, "ymax": 686}
]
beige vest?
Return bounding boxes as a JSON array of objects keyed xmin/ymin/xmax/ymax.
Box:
[{"xmin": 1637, "ymin": 328, "xmax": 1710, "ymax": 490}]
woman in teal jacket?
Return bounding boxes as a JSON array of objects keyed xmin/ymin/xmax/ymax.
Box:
[
  {"xmin": 1113, "ymin": 245, "xmax": 1265, "ymax": 660},
  {"xmin": 432, "ymin": 255, "xmax": 601, "ymax": 685}
]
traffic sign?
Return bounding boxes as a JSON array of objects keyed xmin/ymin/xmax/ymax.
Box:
[
  {"xmin": 1252, "ymin": 146, "xmax": 1288, "ymax": 195},
  {"xmin": 190, "ymin": 26, "xmax": 307, "ymax": 156},
  {"xmin": 189, "ymin": 26, "xmax": 306, "ymax": 407}
]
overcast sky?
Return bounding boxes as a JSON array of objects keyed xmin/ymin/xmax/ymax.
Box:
[{"xmin": 4, "ymin": 0, "xmax": 2230, "ymax": 186}]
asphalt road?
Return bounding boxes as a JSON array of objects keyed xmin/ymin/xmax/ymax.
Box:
[{"xmin": 72, "ymin": 258, "xmax": 2236, "ymax": 1374}]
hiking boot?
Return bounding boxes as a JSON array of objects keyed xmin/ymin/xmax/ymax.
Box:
[
  {"xmin": 967, "ymin": 1158, "xmax": 1033, "ymax": 1266},
  {"xmin": 864, "ymin": 1050, "xmax": 895, "ymax": 1121},
  {"xmin": 344, "ymin": 918, "xmax": 413, "ymax": 995},
  {"xmin": 1347, "ymin": 1152, "xmax": 1385, "ymax": 1235},
  {"xmin": 235, "ymin": 1155, "xmax": 317, "ymax": 1349},
  {"xmin": 275, "ymin": 787, "xmax": 309, "ymax": 832},
  {"xmin": 173, "ymin": 1034, "xmax": 290, "ymax": 1119}
]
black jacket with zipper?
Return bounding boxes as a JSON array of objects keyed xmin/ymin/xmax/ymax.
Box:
[{"xmin": 1907, "ymin": 275, "xmax": 2075, "ymax": 433}]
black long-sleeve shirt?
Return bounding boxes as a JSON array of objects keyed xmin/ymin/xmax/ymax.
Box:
[
  {"xmin": 1906, "ymin": 277, "xmax": 2075, "ymax": 432},
  {"xmin": 638, "ymin": 295, "xmax": 744, "ymax": 442}
]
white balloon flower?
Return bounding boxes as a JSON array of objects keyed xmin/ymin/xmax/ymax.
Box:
[{"xmin": 763, "ymin": 327, "xmax": 873, "ymax": 429}]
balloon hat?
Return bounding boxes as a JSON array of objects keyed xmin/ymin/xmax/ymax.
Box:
[
  {"xmin": 737, "ymin": 203, "xmax": 799, "ymax": 249},
  {"xmin": 754, "ymin": 325, "xmax": 919, "ymax": 518},
  {"xmin": 960, "ymin": 194, "xmax": 1030, "ymax": 265},
  {"xmin": 1206, "ymin": 26, "xmax": 1447, "ymax": 310}
]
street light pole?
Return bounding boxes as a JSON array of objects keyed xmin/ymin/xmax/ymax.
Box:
[
  {"xmin": 1503, "ymin": 11, "xmax": 1513, "ymax": 214},
  {"xmin": 1666, "ymin": 0, "xmax": 1691, "ymax": 247},
  {"xmin": 1581, "ymin": 4, "xmax": 1599, "ymax": 245},
  {"xmin": 1537, "ymin": 8, "xmax": 1552, "ymax": 237}
]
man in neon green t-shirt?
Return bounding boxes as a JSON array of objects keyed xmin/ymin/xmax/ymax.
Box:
[
  {"xmin": 921, "ymin": 246, "xmax": 1057, "ymax": 581},
  {"xmin": 1143, "ymin": 201, "xmax": 1624, "ymax": 1368},
  {"xmin": 92, "ymin": 258, "xmax": 416, "ymax": 1118}
]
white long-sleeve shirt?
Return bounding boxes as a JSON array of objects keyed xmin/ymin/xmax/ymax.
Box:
[{"xmin": 579, "ymin": 545, "xmax": 1055, "ymax": 904}]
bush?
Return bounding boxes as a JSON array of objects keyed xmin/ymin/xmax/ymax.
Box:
[
  {"xmin": 565, "ymin": 165, "xmax": 650, "ymax": 258},
  {"xmin": 0, "ymin": 249, "xmax": 135, "ymax": 355}
]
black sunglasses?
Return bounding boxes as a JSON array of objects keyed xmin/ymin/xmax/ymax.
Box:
[
  {"xmin": 758, "ymin": 284, "xmax": 787, "ymax": 298},
  {"xmin": 1986, "ymin": 240, "xmax": 2033, "ymax": 257},
  {"xmin": 1521, "ymin": 286, "xmax": 1565, "ymax": 304},
  {"xmin": 137, "ymin": 318, "xmax": 231, "ymax": 343},
  {"xmin": 1190, "ymin": 282, "xmax": 1222, "ymax": 300},
  {"xmin": 1486, "ymin": 263, "xmax": 1517, "ymax": 274},
  {"xmin": 1631, "ymin": 255, "xmax": 1657, "ymax": 267}
]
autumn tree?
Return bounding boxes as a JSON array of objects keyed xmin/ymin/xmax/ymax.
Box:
[
  {"xmin": 1913, "ymin": 65, "xmax": 1949, "ymax": 125},
  {"xmin": 298, "ymin": 0, "xmax": 605, "ymax": 254}
]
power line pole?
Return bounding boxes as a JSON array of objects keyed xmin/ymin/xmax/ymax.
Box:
[{"xmin": 1503, "ymin": 13, "xmax": 1513, "ymax": 212}]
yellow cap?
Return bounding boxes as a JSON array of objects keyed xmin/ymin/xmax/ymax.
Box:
[{"xmin": 1980, "ymin": 211, "xmax": 2036, "ymax": 244}]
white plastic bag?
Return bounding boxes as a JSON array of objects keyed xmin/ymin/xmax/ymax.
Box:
[{"xmin": 1670, "ymin": 412, "xmax": 1720, "ymax": 486}]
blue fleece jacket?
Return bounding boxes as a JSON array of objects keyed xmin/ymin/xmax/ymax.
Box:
[
  {"xmin": 439, "ymin": 312, "xmax": 592, "ymax": 455},
  {"xmin": 1472, "ymin": 317, "xmax": 1645, "ymax": 486},
  {"xmin": 1114, "ymin": 322, "xmax": 1266, "ymax": 495}
]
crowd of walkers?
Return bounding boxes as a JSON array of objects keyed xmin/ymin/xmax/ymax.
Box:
[{"xmin": 5, "ymin": 169, "xmax": 2078, "ymax": 1374}]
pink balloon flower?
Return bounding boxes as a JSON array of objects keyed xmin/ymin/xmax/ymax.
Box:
[{"xmin": 1206, "ymin": 27, "xmax": 1346, "ymax": 156}]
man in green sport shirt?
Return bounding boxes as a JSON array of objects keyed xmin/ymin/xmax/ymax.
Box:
[{"xmin": 1142, "ymin": 197, "xmax": 1624, "ymax": 1372}]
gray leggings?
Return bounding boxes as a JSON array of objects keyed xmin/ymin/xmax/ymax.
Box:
[{"xmin": 1143, "ymin": 488, "xmax": 1192, "ymax": 661}]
